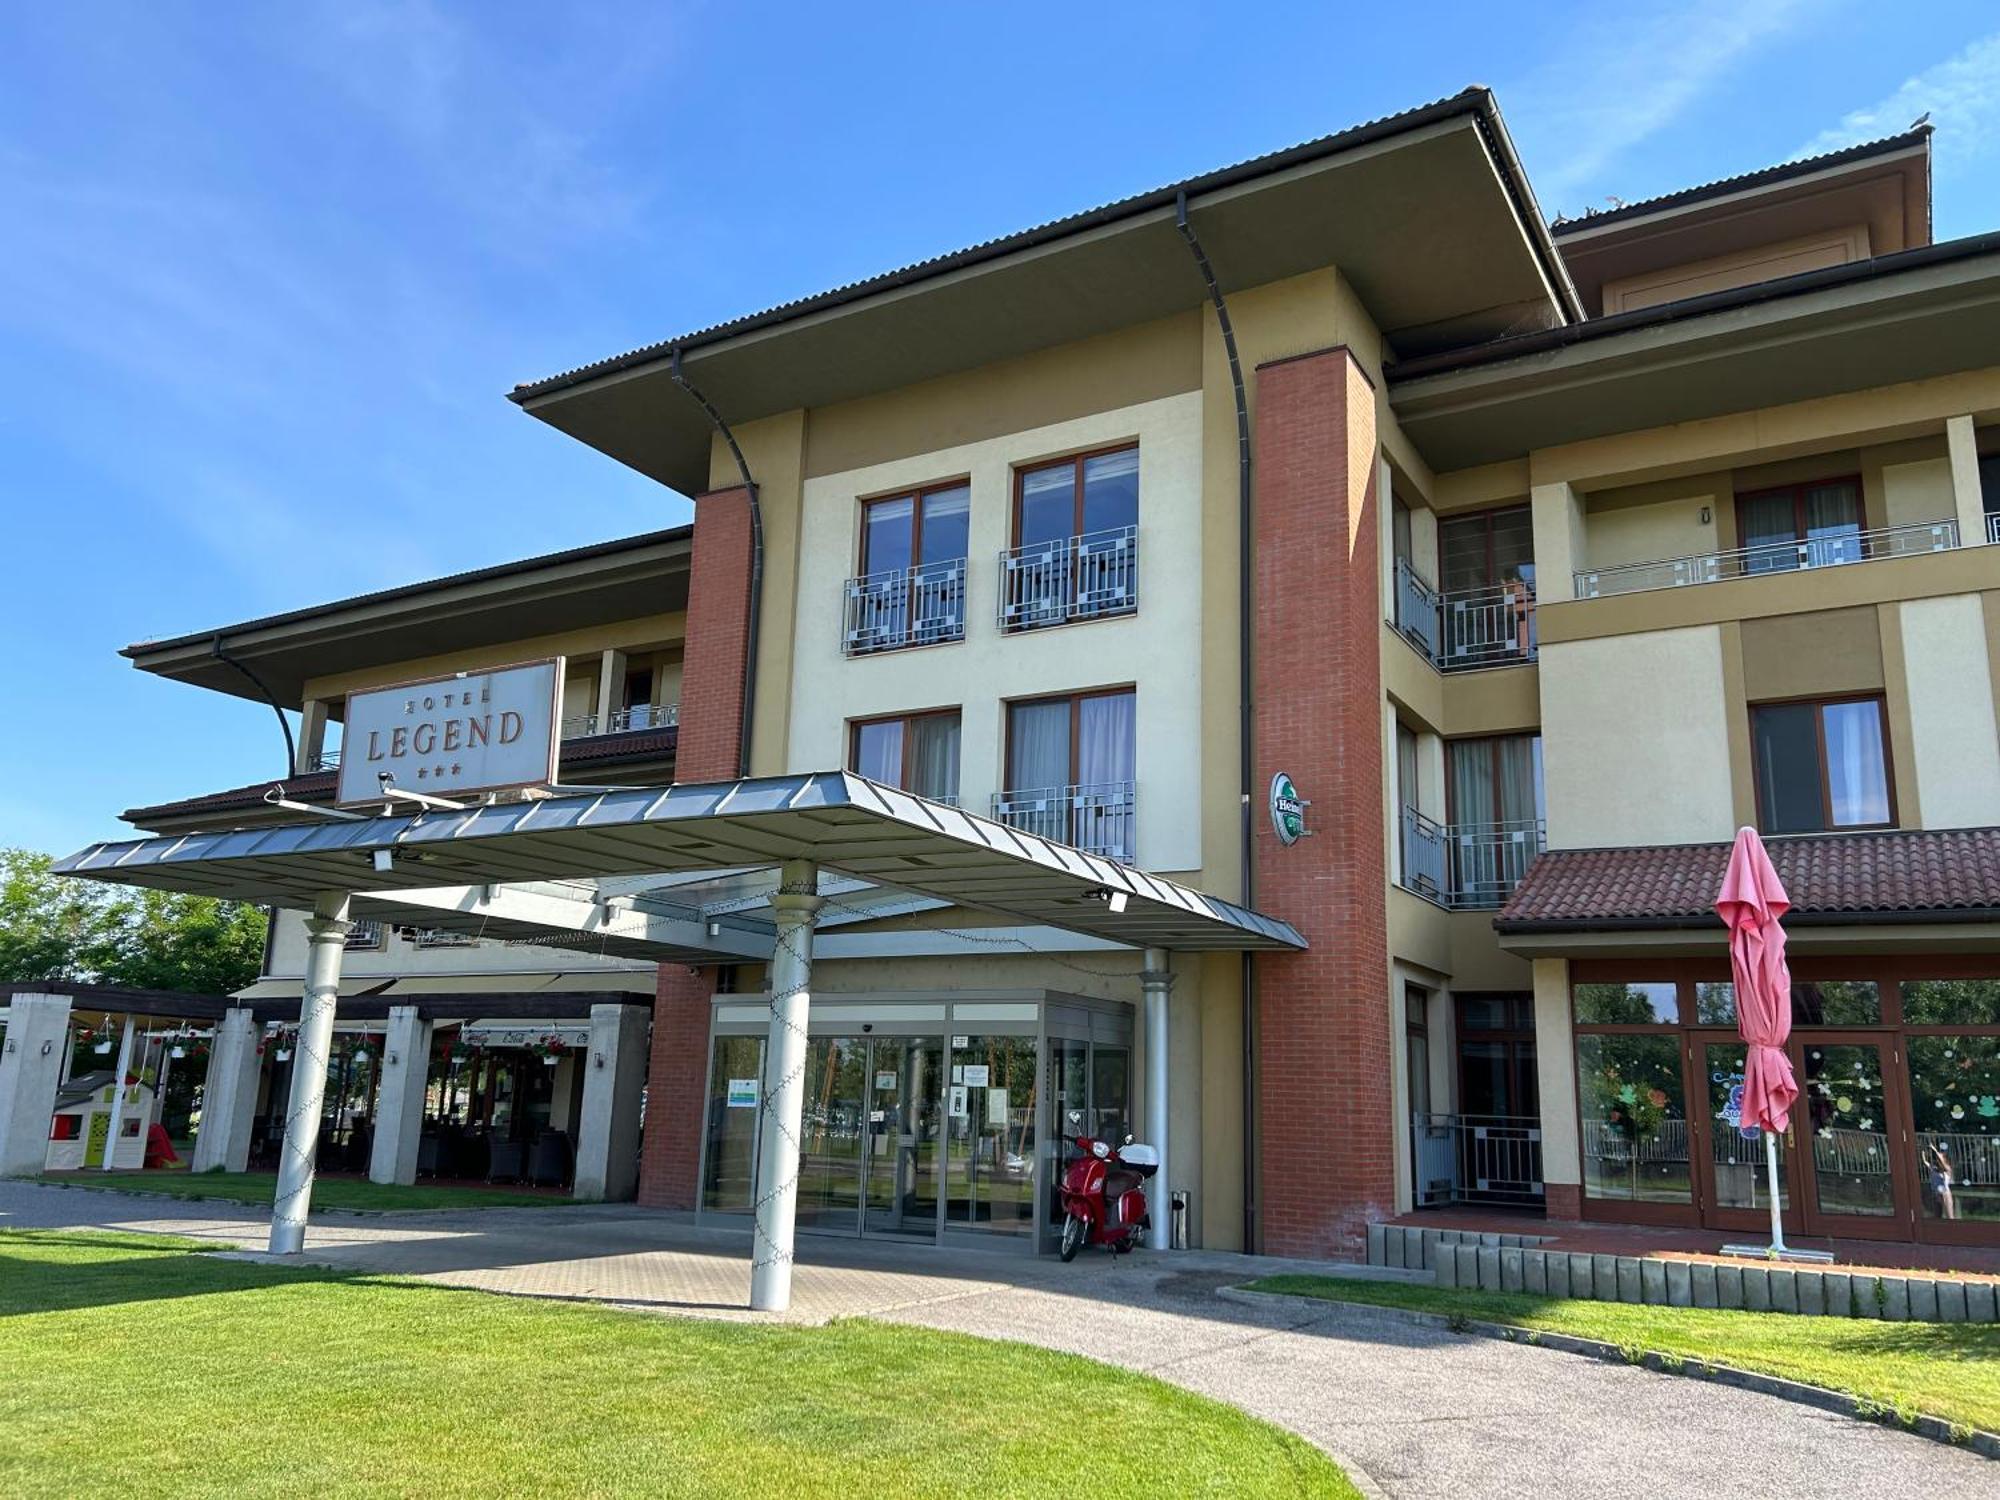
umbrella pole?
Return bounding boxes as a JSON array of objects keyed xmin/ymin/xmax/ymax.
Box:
[{"xmin": 1764, "ymin": 1130, "xmax": 1787, "ymax": 1254}]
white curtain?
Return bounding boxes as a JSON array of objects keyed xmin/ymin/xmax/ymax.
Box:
[
  {"xmin": 853, "ymin": 721, "xmax": 903, "ymax": 785},
  {"xmin": 1008, "ymin": 700, "xmax": 1070, "ymax": 791},
  {"xmin": 907, "ymin": 714, "xmax": 960, "ymax": 801},
  {"xmin": 1825, "ymin": 702, "xmax": 1888, "ymax": 826},
  {"xmin": 1076, "ymin": 692, "xmax": 1135, "ymax": 788}
]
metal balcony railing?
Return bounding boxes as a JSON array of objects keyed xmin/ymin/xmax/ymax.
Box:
[
  {"xmin": 998, "ymin": 526, "xmax": 1137, "ymax": 632},
  {"xmin": 1399, "ymin": 809, "xmax": 1545, "ymax": 910},
  {"xmin": 309, "ymin": 747, "xmax": 341, "ymax": 771},
  {"xmin": 559, "ymin": 702, "xmax": 679, "ymax": 739},
  {"xmin": 991, "ymin": 780, "xmax": 1136, "ymax": 864},
  {"xmin": 343, "ymin": 919, "xmax": 384, "ymax": 951},
  {"xmin": 1575, "ymin": 519, "xmax": 1959, "ymax": 599},
  {"xmin": 1412, "ymin": 1113, "xmax": 1544, "ymax": 1207},
  {"xmin": 1393, "ymin": 559, "xmax": 1535, "ymax": 670},
  {"xmin": 842, "ymin": 558, "xmax": 967, "ymax": 655},
  {"xmin": 1987, "ymin": 512, "xmax": 2000, "ymax": 545}
]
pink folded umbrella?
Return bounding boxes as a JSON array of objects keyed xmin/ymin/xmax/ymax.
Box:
[{"xmin": 1715, "ymin": 826, "xmax": 1800, "ymax": 1252}]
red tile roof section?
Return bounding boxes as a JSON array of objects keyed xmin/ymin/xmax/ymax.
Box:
[{"xmin": 1496, "ymin": 827, "xmax": 2000, "ymax": 931}]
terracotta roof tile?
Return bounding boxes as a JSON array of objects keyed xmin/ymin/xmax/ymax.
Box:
[{"xmin": 1495, "ymin": 827, "xmax": 2000, "ymax": 931}]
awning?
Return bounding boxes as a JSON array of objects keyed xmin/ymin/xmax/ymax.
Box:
[{"xmin": 56, "ymin": 772, "xmax": 1303, "ymax": 954}]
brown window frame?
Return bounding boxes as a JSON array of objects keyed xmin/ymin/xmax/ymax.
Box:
[
  {"xmin": 858, "ymin": 479, "xmax": 971, "ymax": 576},
  {"xmin": 847, "ymin": 707, "xmax": 962, "ymax": 798},
  {"xmin": 1011, "ymin": 442, "xmax": 1139, "ymax": 547},
  {"xmin": 1749, "ymin": 691, "xmax": 1897, "ymax": 836},
  {"xmin": 1436, "ymin": 503, "xmax": 1532, "ymax": 592},
  {"xmin": 1002, "ymin": 686, "xmax": 1135, "ymax": 792},
  {"xmin": 1443, "ymin": 733, "xmax": 1543, "ymax": 828},
  {"xmin": 1733, "ymin": 474, "xmax": 1864, "ymax": 547}
]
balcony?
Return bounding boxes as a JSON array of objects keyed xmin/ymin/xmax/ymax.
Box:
[
  {"xmin": 1393, "ymin": 560, "xmax": 1536, "ymax": 671},
  {"xmin": 991, "ymin": 781, "xmax": 1136, "ymax": 864},
  {"xmin": 1412, "ymin": 1113, "xmax": 1544, "ymax": 1207},
  {"xmin": 1989, "ymin": 512, "xmax": 2000, "ymax": 545},
  {"xmin": 842, "ymin": 558, "xmax": 967, "ymax": 656},
  {"xmin": 998, "ymin": 526, "xmax": 1138, "ymax": 632},
  {"xmin": 559, "ymin": 702, "xmax": 679, "ymax": 739},
  {"xmin": 1399, "ymin": 808, "xmax": 1544, "ymax": 910},
  {"xmin": 1574, "ymin": 519, "xmax": 1959, "ymax": 599}
]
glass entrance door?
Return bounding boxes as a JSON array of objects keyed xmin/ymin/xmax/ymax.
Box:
[
  {"xmin": 1797, "ymin": 1036, "xmax": 1912, "ymax": 1239},
  {"xmin": 863, "ymin": 1039, "xmax": 943, "ymax": 1238},
  {"xmin": 946, "ymin": 1035, "xmax": 1039, "ymax": 1238},
  {"xmin": 1693, "ymin": 1036, "xmax": 1792, "ymax": 1232},
  {"xmin": 796, "ymin": 1037, "xmax": 866, "ymax": 1232}
]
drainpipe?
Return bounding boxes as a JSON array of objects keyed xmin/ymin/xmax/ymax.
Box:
[
  {"xmin": 670, "ymin": 347, "xmax": 763, "ymax": 778},
  {"xmin": 1174, "ymin": 192, "xmax": 1259, "ymax": 1253},
  {"xmin": 211, "ymin": 634, "xmax": 297, "ymax": 778}
]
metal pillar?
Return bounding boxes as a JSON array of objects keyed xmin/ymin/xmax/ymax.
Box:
[
  {"xmin": 98, "ymin": 1018, "xmax": 138, "ymax": 1172},
  {"xmin": 191, "ymin": 1009, "xmax": 263, "ymax": 1174},
  {"xmin": 368, "ymin": 1005, "xmax": 431, "ymax": 1186},
  {"xmin": 1141, "ymin": 950, "xmax": 1174, "ymax": 1250},
  {"xmin": 269, "ymin": 893, "xmax": 352, "ymax": 1254},
  {"xmin": 750, "ymin": 859, "xmax": 822, "ymax": 1312}
]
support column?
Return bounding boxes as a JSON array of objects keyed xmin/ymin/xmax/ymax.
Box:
[
  {"xmin": 575, "ymin": 1003, "xmax": 649, "ymax": 1201},
  {"xmin": 1141, "ymin": 950, "xmax": 1174, "ymax": 1250},
  {"xmin": 296, "ymin": 699, "xmax": 330, "ymax": 774},
  {"xmin": 750, "ymin": 858, "xmax": 822, "ymax": 1313},
  {"xmin": 269, "ymin": 893, "xmax": 352, "ymax": 1254},
  {"xmin": 1946, "ymin": 415, "xmax": 1988, "ymax": 546},
  {"xmin": 0, "ymin": 993, "xmax": 71, "ymax": 1177},
  {"xmin": 99, "ymin": 1017, "xmax": 137, "ymax": 1172},
  {"xmin": 595, "ymin": 649, "xmax": 629, "ymax": 730},
  {"xmin": 192, "ymin": 1009, "xmax": 263, "ymax": 1174},
  {"xmin": 368, "ymin": 1005, "xmax": 431, "ymax": 1187},
  {"xmin": 1530, "ymin": 479, "xmax": 1588, "ymax": 602}
]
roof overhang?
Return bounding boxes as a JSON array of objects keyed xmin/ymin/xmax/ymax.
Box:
[
  {"xmin": 511, "ymin": 91, "xmax": 1577, "ymax": 496},
  {"xmin": 124, "ymin": 527, "xmax": 692, "ymax": 707},
  {"xmin": 1497, "ymin": 916, "xmax": 2000, "ymax": 960},
  {"xmin": 1387, "ymin": 235, "xmax": 2000, "ymax": 471},
  {"xmin": 54, "ymin": 772, "xmax": 1304, "ymax": 954}
]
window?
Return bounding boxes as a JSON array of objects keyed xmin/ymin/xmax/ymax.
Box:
[
  {"xmin": 1438, "ymin": 505, "xmax": 1535, "ymax": 595},
  {"xmin": 1574, "ymin": 982, "xmax": 1678, "ymax": 1024},
  {"xmin": 1446, "ymin": 736, "xmax": 1543, "ymax": 827},
  {"xmin": 861, "ymin": 483, "xmax": 970, "ymax": 576},
  {"xmin": 1002, "ymin": 447, "xmax": 1139, "ymax": 630},
  {"xmin": 1391, "ymin": 493, "xmax": 1413, "ymax": 572},
  {"xmin": 995, "ymin": 689, "xmax": 1136, "ymax": 861},
  {"xmin": 1751, "ymin": 695, "xmax": 1893, "ymax": 834},
  {"xmin": 849, "ymin": 710, "xmax": 961, "ymax": 803},
  {"xmin": 1736, "ymin": 478, "xmax": 1862, "ymax": 572}
]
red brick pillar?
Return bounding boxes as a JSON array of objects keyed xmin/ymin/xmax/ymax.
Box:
[
  {"xmin": 635, "ymin": 485, "xmax": 754, "ymax": 1208},
  {"xmin": 1251, "ymin": 346, "xmax": 1393, "ymax": 1260}
]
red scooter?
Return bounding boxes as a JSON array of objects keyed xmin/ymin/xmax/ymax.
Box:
[{"xmin": 1056, "ymin": 1134, "xmax": 1159, "ymax": 1260}]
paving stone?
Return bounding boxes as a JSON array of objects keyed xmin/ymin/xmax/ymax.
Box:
[
  {"xmin": 1966, "ymin": 1281, "xmax": 1997, "ymax": 1322},
  {"xmin": 1769, "ymin": 1268, "xmax": 1797, "ymax": 1314},
  {"xmin": 1367, "ymin": 1223, "xmax": 1386, "ymax": 1266},
  {"xmin": 1500, "ymin": 1247, "xmax": 1524, "ymax": 1292},
  {"xmin": 1594, "ymin": 1254, "xmax": 1620, "ymax": 1300},
  {"xmin": 1821, "ymin": 1271, "xmax": 1852, "ymax": 1318},
  {"xmin": 1933, "ymin": 1280, "xmax": 1966, "ymax": 1324},
  {"xmin": 1456, "ymin": 1244, "xmax": 1479, "ymax": 1288},
  {"xmin": 1524, "ymin": 1249, "xmax": 1548, "ymax": 1296},
  {"xmin": 1477, "ymin": 1246, "xmax": 1502, "ymax": 1291},
  {"xmin": 1639, "ymin": 1258, "xmax": 1667, "ymax": 1304},
  {"xmin": 1909, "ymin": 1277, "xmax": 1938, "ymax": 1323},
  {"xmin": 1617, "ymin": 1257, "xmax": 1644, "ymax": 1304},
  {"xmin": 1385, "ymin": 1229, "xmax": 1405, "ymax": 1269},
  {"xmin": 1743, "ymin": 1266, "xmax": 1771, "ymax": 1312},
  {"xmin": 1715, "ymin": 1264, "xmax": 1744, "ymax": 1310},
  {"xmin": 1665, "ymin": 1260, "xmax": 1693, "ymax": 1308},
  {"xmin": 1569, "ymin": 1253, "xmax": 1594, "ymax": 1299},
  {"xmin": 1481, "ymin": 1232, "xmax": 1502, "ymax": 1248},
  {"xmin": 1691, "ymin": 1262, "xmax": 1718, "ymax": 1309},
  {"xmin": 1880, "ymin": 1277, "xmax": 1909, "ymax": 1321},
  {"xmin": 1432, "ymin": 1242, "xmax": 1459, "ymax": 1287},
  {"xmin": 1794, "ymin": 1271, "xmax": 1823, "ymax": 1316},
  {"xmin": 1546, "ymin": 1251, "xmax": 1572, "ymax": 1299}
]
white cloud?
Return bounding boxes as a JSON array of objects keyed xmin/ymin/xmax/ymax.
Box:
[
  {"xmin": 1794, "ymin": 31, "xmax": 2000, "ymax": 176},
  {"xmin": 1511, "ymin": 0, "xmax": 1814, "ymax": 202}
]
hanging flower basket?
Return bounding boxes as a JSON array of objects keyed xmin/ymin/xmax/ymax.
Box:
[{"xmin": 531, "ymin": 1034, "xmax": 571, "ymax": 1066}]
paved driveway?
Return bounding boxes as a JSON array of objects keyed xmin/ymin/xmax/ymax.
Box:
[{"xmin": 3, "ymin": 1181, "xmax": 1987, "ymax": 1499}]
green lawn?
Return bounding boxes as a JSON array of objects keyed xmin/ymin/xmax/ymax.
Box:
[
  {"xmin": 0, "ymin": 1232, "xmax": 1354, "ymax": 1499},
  {"xmin": 1247, "ymin": 1272, "xmax": 2000, "ymax": 1435},
  {"xmin": 35, "ymin": 1171, "xmax": 564, "ymax": 1212}
]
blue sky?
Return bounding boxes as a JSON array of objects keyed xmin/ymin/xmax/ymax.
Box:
[{"xmin": 5, "ymin": 1, "xmax": 1999, "ymax": 855}]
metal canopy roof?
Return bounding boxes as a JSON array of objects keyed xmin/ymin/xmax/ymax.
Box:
[{"xmin": 55, "ymin": 772, "xmax": 1304, "ymax": 954}]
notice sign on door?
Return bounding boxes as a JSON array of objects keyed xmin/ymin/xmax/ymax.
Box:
[
  {"xmin": 962, "ymin": 1064, "xmax": 990, "ymax": 1088},
  {"xmin": 874, "ymin": 1071, "xmax": 898, "ymax": 1092},
  {"xmin": 948, "ymin": 1085, "xmax": 969, "ymax": 1119},
  {"xmin": 726, "ymin": 1078, "xmax": 759, "ymax": 1109}
]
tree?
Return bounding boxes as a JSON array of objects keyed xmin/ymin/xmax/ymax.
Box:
[{"xmin": 0, "ymin": 848, "xmax": 267, "ymax": 995}]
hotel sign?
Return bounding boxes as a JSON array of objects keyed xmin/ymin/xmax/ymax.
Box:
[{"xmin": 336, "ymin": 659, "xmax": 563, "ymax": 807}]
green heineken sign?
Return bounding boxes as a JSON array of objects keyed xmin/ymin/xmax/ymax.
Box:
[{"xmin": 1269, "ymin": 771, "xmax": 1308, "ymax": 846}]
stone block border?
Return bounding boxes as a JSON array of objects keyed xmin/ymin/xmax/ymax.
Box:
[
  {"xmin": 1224, "ymin": 1284, "xmax": 2000, "ymax": 1462},
  {"xmin": 1367, "ymin": 1223, "xmax": 2000, "ymax": 1328}
]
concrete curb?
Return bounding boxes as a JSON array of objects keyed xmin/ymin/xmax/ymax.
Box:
[
  {"xmin": 1221, "ymin": 1285, "xmax": 2000, "ymax": 1462},
  {"xmin": 17, "ymin": 1179, "xmax": 575, "ymax": 1218}
]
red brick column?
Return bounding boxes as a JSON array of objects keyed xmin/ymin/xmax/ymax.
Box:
[
  {"xmin": 1544, "ymin": 1183, "xmax": 1583, "ymax": 1221},
  {"xmin": 1251, "ymin": 346, "xmax": 1393, "ymax": 1261},
  {"xmin": 635, "ymin": 485, "xmax": 754, "ymax": 1208},
  {"xmin": 676, "ymin": 484, "xmax": 754, "ymax": 783}
]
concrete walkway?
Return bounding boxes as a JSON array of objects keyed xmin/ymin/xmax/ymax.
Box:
[{"xmin": 4, "ymin": 1181, "xmax": 1989, "ymax": 1498}]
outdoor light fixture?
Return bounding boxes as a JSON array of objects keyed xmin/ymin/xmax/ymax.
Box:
[
  {"xmin": 1108, "ymin": 891, "xmax": 1129, "ymax": 915},
  {"xmin": 372, "ymin": 849, "xmax": 395, "ymax": 873},
  {"xmin": 1082, "ymin": 886, "xmax": 1130, "ymax": 914},
  {"xmin": 707, "ymin": 920, "xmax": 722, "ymax": 938},
  {"xmin": 40, "ymin": 1040, "xmax": 53, "ymax": 1057}
]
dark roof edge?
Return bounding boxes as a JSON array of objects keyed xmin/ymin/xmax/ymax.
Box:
[
  {"xmin": 1549, "ymin": 126, "xmax": 1931, "ymax": 238},
  {"xmin": 1386, "ymin": 229, "xmax": 2000, "ymax": 384},
  {"xmin": 509, "ymin": 87, "xmax": 1580, "ymax": 404},
  {"xmin": 1494, "ymin": 906, "xmax": 2000, "ymax": 936},
  {"xmin": 124, "ymin": 523, "xmax": 693, "ymax": 660}
]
